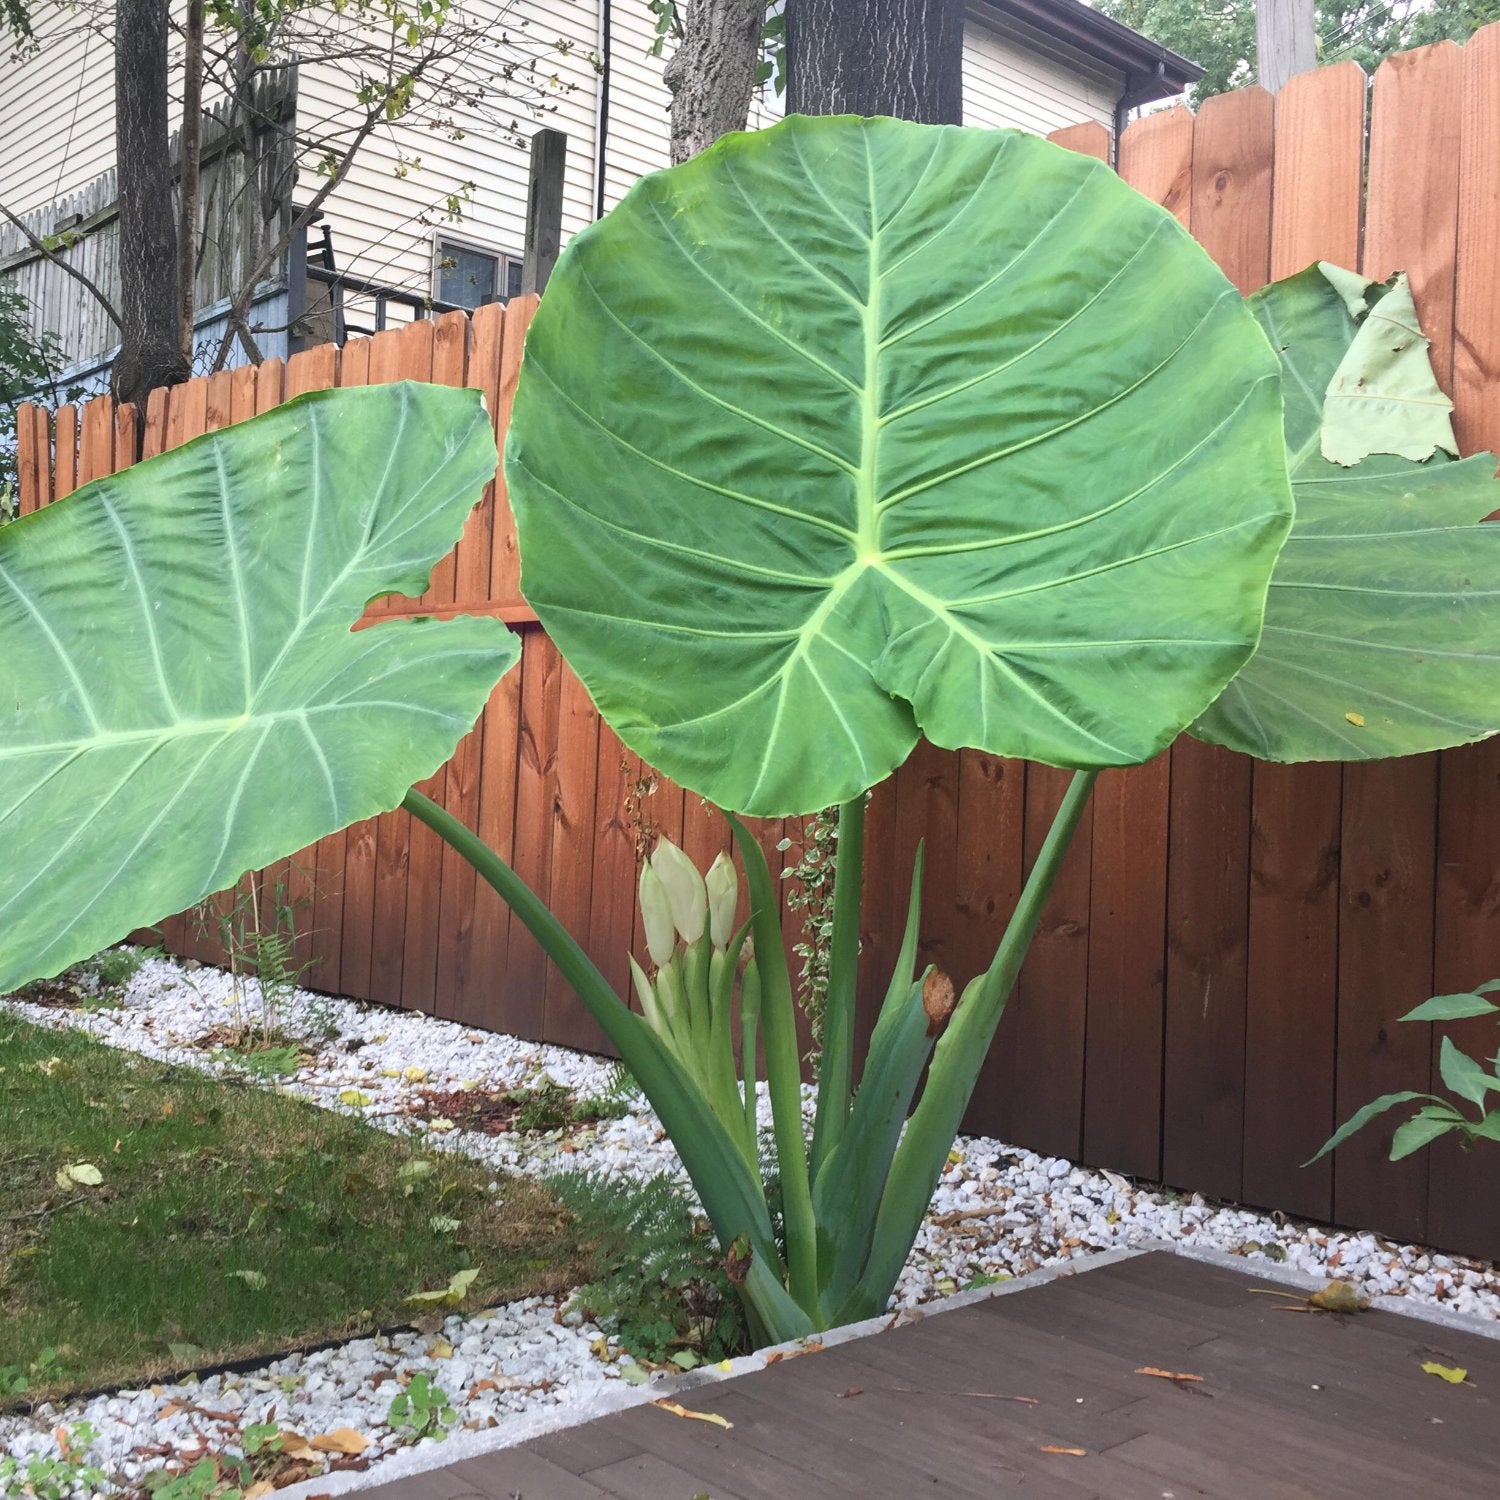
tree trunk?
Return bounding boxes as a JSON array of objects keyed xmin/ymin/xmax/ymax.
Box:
[
  {"xmin": 785, "ymin": 0, "xmax": 964, "ymax": 123},
  {"xmin": 664, "ymin": 0, "xmax": 766, "ymax": 165},
  {"xmin": 178, "ymin": 0, "xmax": 206, "ymax": 361},
  {"xmin": 113, "ymin": 0, "xmax": 190, "ymax": 404}
]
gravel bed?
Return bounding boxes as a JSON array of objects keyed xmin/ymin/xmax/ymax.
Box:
[{"xmin": 4, "ymin": 952, "xmax": 1498, "ymax": 1494}]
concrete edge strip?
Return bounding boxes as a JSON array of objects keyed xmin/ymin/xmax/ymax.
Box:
[{"xmin": 275, "ymin": 1238, "xmax": 1500, "ymax": 1498}]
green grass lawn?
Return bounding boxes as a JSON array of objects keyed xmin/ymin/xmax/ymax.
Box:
[{"xmin": 0, "ymin": 1014, "xmax": 593, "ymax": 1403}]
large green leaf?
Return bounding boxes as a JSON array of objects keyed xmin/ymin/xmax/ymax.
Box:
[
  {"xmin": 1194, "ymin": 265, "xmax": 1500, "ymax": 760},
  {"xmin": 0, "ymin": 383, "xmax": 514, "ymax": 994},
  {"xmin": 506, "ymin": 114, "xmax": 1292, "ymax": 816}
]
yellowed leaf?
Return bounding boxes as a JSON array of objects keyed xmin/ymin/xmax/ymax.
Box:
[
  {"xmin": 276, "ymin": 1430, "xmax": 319, "ymax": 1461},
  {"xmin": 428, "ymin": 1338, "xmax": 454, "ymax": 1359},
  {"xmin": 1422, "ymin": 1361, "xmax": 1469, "ymax": 1385},
  {"xmin": 245, "ymin": 1483, "xmax": 276, "ymax": 1499},
  {"xmin": 1308, "ymin": 1281, "xmax": 1367, "ymax": 1314},
  {"xmin": 1345, "ymin": 711, "xmax": 1366, "ymax": 727},
  {"xmin": 310, "ymin": 1427, "xmax": 369, "ymax": 1455},
  {"xmin": 1041, "ymin": 1445, "xmax": 1087, "ymax": 1456},
  {"xmin": 404, "ymin": 1066, "xmax": 429, "ymax": 1083},
  {"xmin": 653, "ymin": 1399, "xmax": 732, "ymax": 1430},
  {"xmin": 338, "ymin": 1089, "xmax": 372, "ymax": 1107}
]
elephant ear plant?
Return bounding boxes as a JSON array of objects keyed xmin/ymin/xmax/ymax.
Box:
[{"xmin": 1, "ymin": 118, "xmax": 1496, "ymax": 1348}]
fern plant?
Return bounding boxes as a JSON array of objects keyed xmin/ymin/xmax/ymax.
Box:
[{"xmin": 550, "ymin": 1171, "xmax": 749, "ymax": 1366}]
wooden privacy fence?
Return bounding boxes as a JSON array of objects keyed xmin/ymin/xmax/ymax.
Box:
[{"xmin": 16, "ymin": 29, "xmax": 1500, "ymax": 1261}]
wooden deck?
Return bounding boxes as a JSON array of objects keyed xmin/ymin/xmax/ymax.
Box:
[{"xmin": 357, "ymin": 1252, "xmax": 1500, "ymax": 1498}]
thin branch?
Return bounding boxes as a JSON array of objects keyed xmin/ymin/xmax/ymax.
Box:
[{"xmin": 0, "ymin": 201, "xmax": 123, "ymax": 331}]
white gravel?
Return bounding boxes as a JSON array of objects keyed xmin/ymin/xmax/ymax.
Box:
[{"xmin": 5, "ymin": 950, "xmax": 1498, "ymax": 1495}]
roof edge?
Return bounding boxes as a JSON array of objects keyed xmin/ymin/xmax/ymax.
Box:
[{"xmin": 973, "ymin": 0, "xmax": 1204, "ymax": 103}]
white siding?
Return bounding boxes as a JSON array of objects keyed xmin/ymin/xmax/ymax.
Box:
[
  {"xmin": 962, "ymin": 11, "xmax": 1124, "ymax": 136},
  {"xmin": 292, "ymin": 0, "xmax": 606, "ymax": 305},
  {"xmin": 0, "ymin": 10, "xmax": 120, "ymax": 212},
  {"xmin": 4, "ymin": 1, "xmax": 1128, "ymax": 341}
]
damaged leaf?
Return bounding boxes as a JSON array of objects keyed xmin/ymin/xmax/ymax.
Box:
[{"xmin": 653, "ymin": 1398, "xmax": 733, "ymax": 1429}]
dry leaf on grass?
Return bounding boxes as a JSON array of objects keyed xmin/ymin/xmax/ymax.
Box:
[{"xmin": 653, "ymin": 1399, "xmax": 733, "ymax": 1430}]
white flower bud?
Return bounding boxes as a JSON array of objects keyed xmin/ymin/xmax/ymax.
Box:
[
  {"xmin": 705, "ymin": 851, "xmax": 737, "ymax": 950},
  {"xmin": 651, "ymin": 837, "xmax": 706, "ymax": 944},
  {"xmin": 638, "ymin": 862, "xmax": 675, "ymax": 967}
]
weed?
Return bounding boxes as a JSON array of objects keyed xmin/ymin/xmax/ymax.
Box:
[
  {"xmin": 0, "ymin": 1345, "xmax": 67, "ymax": 1396},
  {"xmin": 387, "ymin": 1372, "xmax": 455, "ymax": 1442},
  {"xmin": 0, "ymin": 1423, "xmax": 104, "ymax": 1499},
  {"xmin": 550, "ymin": 1171, "xmax": 748, "ymax": 1366},
  {"xmin": 191, "ymin": 869, "xmax": 315, "ymax": 1042}
]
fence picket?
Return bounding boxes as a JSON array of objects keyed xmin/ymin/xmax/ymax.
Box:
[
  {"xmin": 1162, "ymin": 87, "xmax": 1273, "ymax": 1202},
  {"xmin": 490, "ymin": 297, "xmax": 537, "ymax": 610},
  {"xmin": 53, "ymin": 403, "xmax": 79, "ymax": 500},
  {"xmin": 1083, "ymin": 756, "xmax": 1170, "ymax": 1181},
  {"xmin": 402, "ymin": 317, "xmax": 467, "ymax": 1015},
  {"xmin": 1117, "ymin": 105, "xmax": 1193, "ymax": 222},
  {"xmin": 1241, "ymin": 59, "xmax": 1366, "ymax": 1224},
  {"xmin": 16, "ymin": 405, "xmax": 47, "ymax": 513},
  {"xmin": 1427, "ymin": 22, "xmax": 1500, "ymax": 1255},
  {"xmin": 77, "ymin": 396, "xmax": 114, "ymax": 487}
]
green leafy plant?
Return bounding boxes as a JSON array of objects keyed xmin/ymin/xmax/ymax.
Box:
[
  {"xmin": 193, "ymin": 866, "xmax": 318, "ymax": 1045},
  {"xmin": 551, "ymin": 1170, "xmax": 748, "ymax": 1365},
  {"xmin": 386, "ymin": 1372, "xmax": 456, "ymax": 1442},
  {"xmin": 1, "ymin": 119, "xmax": 1496, "ymax": 1350},
  {"xmin": 0, "ymin": 1345, "xmax": 67, "ymax": 1398},
  {"xmin": 1312, "ymin": 982, "xmax": 1500, "ymax": 1162},
  {"xmin": 0, "ymin": 1423, "xmax": 104, "ymax": 1500}
]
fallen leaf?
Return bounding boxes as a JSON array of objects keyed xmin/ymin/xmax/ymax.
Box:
[
  {"xmin": 429, "ymin": 1216, "xmax": 461, "ymax": 1235},
  {"xmin": 227, "ymin": 1269, "xmax": 267, "ymax": 1290},
  {"xmin": 245, "ymin": 1483, "xmax": 276, "ymax": 1499},
  {"xmin": 427, "ymin": 1118, "xmax": 456, "ymax": 1132},
  {"xmin": 468, "ymin": 1378, "xmax": 504, "ymax": 1397},
  {"xmin": 166, "ymin": 1342, "xmax": 203, "ymax": 1366},
  {"xmin": 428, "ymin": 1338, "xmax": 454, "ymax": 1360},
  {"xmin": 54, "ymin": 1162, "xmax": 103, "ymax": 1189},
  {"xmin": 1309, "ymin": 1282, "xmax": 1367, "ymax": 1314},
  {"xmin": 404, "ymin": 1066, "xmax": 429, "ymax": 1083},
  {"xmin": 310, "ymin": 1427, "xmax": 368, "ymax": 1455},
  {"xmin": 1135, "ymin": 1366, "xmax": 1204, "ymax": 1384},
  {"xmin": 835, "ymin": 1387, "xmax": 864, "ymax": 1399},
  {"xmin": 276, "ymin": 1430, "xmax": 319, "ymax": 1461},
  {"xmin": 617, "ymin": 1363, "xmax": 650, "ymax": 1386},
  {"xmin": 338, "ymin": 1089, "xmax": 373, "ymax": 1107},
  {"xmin": 1422, "ymin": 1361, "xmax": 1469, "ymax": 1385},
  {"xmin": 1041, "ymin": 1445, "xmax": 1087, "ymax": 1456},
  {"xmin": 157, "ymin": 1400, "xmax": 187, "ymax": 1419},
  {"xmin": 1345, "ymin": 711, "xmax": 1366, "ymax": 727},
  {"xmin": 653, "ymin": 1399, "xmax": 732, "ymax": 1430},
  {"xmin": 406, "ymin": 1267, "xmax": 480, "ymax": 1306}
]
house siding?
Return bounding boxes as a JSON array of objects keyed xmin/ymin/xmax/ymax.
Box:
[{"xmin": 3, "ymin": 2, "xmax": 1129, "ymax": 353}]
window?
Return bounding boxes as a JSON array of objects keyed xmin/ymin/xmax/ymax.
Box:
[{"xmin": 433, "ymin": 236, "xmax": 524, "ymax": 309}]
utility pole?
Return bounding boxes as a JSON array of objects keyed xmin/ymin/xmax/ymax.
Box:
[{"xmin": 1256, "ymin": 0, "xmax": 1317, "ymax": 92}]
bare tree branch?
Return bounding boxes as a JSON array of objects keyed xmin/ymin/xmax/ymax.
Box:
[{"xmin": 0, "ymin": 200, "xmax": 124, "ymax": 331}]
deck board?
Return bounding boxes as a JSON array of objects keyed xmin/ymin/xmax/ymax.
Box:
[{"xmin": 357, "ymin": 1253, "xmax": 1500, "ymax": 1499}]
